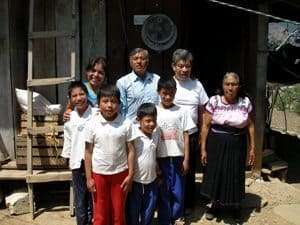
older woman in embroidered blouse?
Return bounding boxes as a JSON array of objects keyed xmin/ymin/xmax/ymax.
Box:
[{"xmin": 200, "ymin": 72, "xmax": 255, "ymax": 222}]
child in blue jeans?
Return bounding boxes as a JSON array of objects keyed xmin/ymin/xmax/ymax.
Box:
[
  {"xmin": 126, "ymin": 103, "xmax": 160, "ymax": 225},
  {"xmin": 156, "ymin": 77, "xmax": 196, "ymax": 225}
]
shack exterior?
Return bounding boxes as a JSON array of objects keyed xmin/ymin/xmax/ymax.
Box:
[{"xmin": 1, "ymin": 0, "xmax": 299, "ymax": 175}]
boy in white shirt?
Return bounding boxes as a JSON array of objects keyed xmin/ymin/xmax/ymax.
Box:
[
  {"xmin": 61, "ymin": 81, "xmax": 97, "ymax": 225},
  {"xmin": 125, "ymin": 103, "xmax": 160, "ymax": 225},
  {"xmin": 84, "ymin": 84, "xmax": 135, "ymax": 225},
  {"xmin": 156, "ymin": 77, "xmax": 196, "ymax": 225}
]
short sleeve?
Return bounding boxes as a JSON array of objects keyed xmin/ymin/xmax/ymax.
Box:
[{"xmin": 205, "ymin": 95, "xmax": 218, "ymax": 114}]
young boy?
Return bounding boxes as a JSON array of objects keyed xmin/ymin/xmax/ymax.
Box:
[
  {"xmin": 156, "ymin": 77, "xmax": 196, "ymax": 225},
  {"xmin": 84, "ymin": 84, "xmax": 135, "ymax": 225},
  {"xmin": 61, "ymin": 81, "xmax": 97, "ymax": 225},
  {"xmin": 125, "ymin": 103, "xmax": 160, "ymax": 225}
]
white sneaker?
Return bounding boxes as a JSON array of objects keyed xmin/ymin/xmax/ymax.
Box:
[{"xmin": 174, "ymin": 217, "xmax": 185, "ymax": 225}]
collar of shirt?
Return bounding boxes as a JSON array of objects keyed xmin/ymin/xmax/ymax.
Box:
[
  {"xmin": 98, "ymin": 112, "xmax": 124, "ymax": 124},
  {"xmin": 73, "ymin": 105, "xmax": 93, "ymax": 119},
  {"xmin": 129, "ymin": 71, "xmax": 153, "ymax": 83}
]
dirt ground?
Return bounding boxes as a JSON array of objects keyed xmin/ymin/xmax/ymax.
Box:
[
  {"xmin": 1, "ymin": 177, "xmax": 300, "ymax": 225},
  {"xmin": 1, "ymin": 109, "xmax": 299, "ymax": 225}
]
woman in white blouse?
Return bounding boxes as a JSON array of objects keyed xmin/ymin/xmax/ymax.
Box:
[{"xmin": 200, "ymin": 72, "xmax": 255, "ymax": 222}]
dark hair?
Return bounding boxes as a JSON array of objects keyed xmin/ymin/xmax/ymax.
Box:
[
  {"xmin": 172, "ymin": 49, "xmax": 193, "ymax": 64},
  {"xmin": 157, "ymin": 77, "xmax": 177, "ymax": 91},
  {"xmin": 85, "ymin": 56, "xmax": 107, "ymax": 72},
  {"xmin": 137, "ymin": 103, "xmax": 157, "ymax": 118},
  {"xmin": 67, "ymin": 81, "xmax": 88, "ymax": 98},
  {"xmin": 97, "ymin": 84, "xmax": 120, "ymax": 103}
]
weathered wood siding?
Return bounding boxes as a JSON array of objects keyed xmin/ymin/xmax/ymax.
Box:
[
  {"xmin": 107, "ymin": 0, "xmax": 182, "ymax": 83},
  {"xmin": 81, "ymin": 0, "xmax": 106, "ymax": 80},
  {"xmin": 0, "ymin": 0, "xmax": 14, "ymax": 159}
]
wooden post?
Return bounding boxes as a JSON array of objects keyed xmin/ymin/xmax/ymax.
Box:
[{"xmin": 252, "ymin": 3, "xmax": 269, "ymax": 177}]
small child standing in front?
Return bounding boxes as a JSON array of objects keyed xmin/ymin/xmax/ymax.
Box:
[
  {"xmin": 125, "ymin": 103, "xmax": 160, "ymax": 225},
  {"xmin": 156, "ymin": 77, "xmax": 196, "ymax": 225},
  {"xmin": 61, "ymin": 81, "xmax": 97, "ymax": 225},
  {"xmin": 84, "ymin": 84, "xmax": 135, "ymax": 225}
]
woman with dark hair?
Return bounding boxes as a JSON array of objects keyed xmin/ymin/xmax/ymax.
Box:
[
  {"xmin": 200, "ymin": 72, "xmax": 255, "ymax": 222},
  {"xmin": 63, "ymin": 57, "xmax": 107, "ymax": 121}
]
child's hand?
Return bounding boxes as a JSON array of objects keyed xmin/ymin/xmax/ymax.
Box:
[
  {"xmin": 181, "ymin": 159, "xmax": 189, "ymax": 176},
  {"xmin": 86, "ymin": 178, "xmax": 96, "ymax": 193},
  {"xmin": 120, "ymin": 176, "xmax": 132, "ymax": 192}
]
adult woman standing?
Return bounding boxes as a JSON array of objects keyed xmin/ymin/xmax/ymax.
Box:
[{"xmin": 200, "ymin": 72, "xmax": 255, "ymax": 222}]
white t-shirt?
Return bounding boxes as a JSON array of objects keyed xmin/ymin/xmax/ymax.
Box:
[
  {"xmin": 61, "ymin": 105, "xmax": 98, "ymax": 170},
  {"xmin": 85, "ymin": 112, "xmax": 135, "ymax": 175},
  {"xmin": 133, "ymin": 126, "xmax": 160, "ymax": 184},
  {"xmin": 156, "ymin": 104, "xmax": 196, "ymax": 158},
  {"xmin": 174, "ymin": 78, "xmax": 209, "ymax": 134}
]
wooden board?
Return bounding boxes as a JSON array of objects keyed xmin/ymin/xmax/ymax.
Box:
[
  {"xmin": 21, "ymin": 113, "xmax": 59, "ymax": 122},
  {"xmin": 15, "ymin": 135, "xmax": 66, "ymax": 169},
  {"xmin": 16, "ymin": 147, "xmax": 63, "ymax": 157},
  {"xmin": 16, "ymin": 156, "xmax": 68, "ymax": 169},
  {"xmin": 15, "ymin": 136, "xmax": 64, "ymax": 147}
]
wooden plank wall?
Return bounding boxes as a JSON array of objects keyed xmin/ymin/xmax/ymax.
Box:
[
  {"xmin": 107, "ymin": 0, "xmax": 182, "ymax": 83},
  {"xmin": 0, "ymin": 0, "xmax": 15, "ymax": 159},
  {"xmin": 33, "ymin": 0, "xmax": 57, "ymax": 103},
  {"xmin": 56, "ymin": 0, "xmax": 80, "ymax": 108},
  {"xmin": 81, "ymin": 0, "xmax": 106, "ymax": 80},
  {"xmin": 8, "ymin": 0, "xmax": 29, "ymax": 139}
]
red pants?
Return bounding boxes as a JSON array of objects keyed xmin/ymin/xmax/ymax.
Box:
[{"xmin": 92, "ymin": 170, "xmax": 128, "ymax": 225}]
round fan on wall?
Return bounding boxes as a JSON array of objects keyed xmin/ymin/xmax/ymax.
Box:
[{"xmin": 141, "ymin": 14, "xmax": 177, "ymax": 52}]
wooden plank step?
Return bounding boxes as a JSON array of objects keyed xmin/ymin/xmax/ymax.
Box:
[
  {"xmin": 28, "ymin": 30, "xmax": 75, "ymax": 39},
  {"xmin": 27, "ymin": 77, "xmax": 74, "ymax": 87},
  {"xmin": 26, "ymin": 170, "xmax": 72, "ymax": 183},
  {"xmin": 267, "ymin": 160, "xmax": 288, "ymax": 172}
]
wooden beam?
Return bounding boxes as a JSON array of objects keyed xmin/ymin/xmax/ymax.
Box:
[
  {"xmin": 26, "ymin": 170, "xmax": 72, "ymax": 183},
  {"xmin": 28, "ymin": 30, "xmax": 75, "ymax": 39},
  {"xmin": 27, "ymin": 77, "xmax": 74, "ymax": 87}
]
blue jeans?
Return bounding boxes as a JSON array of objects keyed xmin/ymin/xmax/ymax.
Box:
[
  {"xmin": 157, "ymin": 157, "xmax": 186, "ymax": 225},
  {"xmin": 126, "ymin": 180, "xmax": 158, "ymax": 225},
  {"xmin": 72, "ymin": 161, "xmax": 93, "ymax": 225}
]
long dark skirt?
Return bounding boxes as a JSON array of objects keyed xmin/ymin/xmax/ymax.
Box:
[{"xmin": 200, "ymin": 131, "xmax": 247, "ymax": 206}]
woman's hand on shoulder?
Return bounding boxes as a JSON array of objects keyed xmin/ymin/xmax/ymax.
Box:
[{"xmin": 63, "ymin": 108, "xmax": 72, "ymax": 122}]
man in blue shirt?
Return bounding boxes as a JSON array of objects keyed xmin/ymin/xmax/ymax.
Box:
[{"xmin": 116, "ymin": 48, "xmax": 160, "ymax": 122}]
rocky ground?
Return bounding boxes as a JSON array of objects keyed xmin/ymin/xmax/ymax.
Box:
[
  {"xmin": 1, "ymin": 177, "xmax": 300, "ymax": 225},
  {"xmin": 1, "ymin": 108, "xmax": 299, "ymax": 225}
]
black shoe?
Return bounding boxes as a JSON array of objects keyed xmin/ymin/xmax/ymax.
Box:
[
  {"xmin": 205, "ymin": 204, "xmax": 219, "ymax": 220},
  {"xmin": 232, "ymin": 208, "xmax": 241, "ymax": 222}
]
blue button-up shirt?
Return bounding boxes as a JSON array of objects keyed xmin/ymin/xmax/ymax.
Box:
[{"xmin": 116, "ymin": 71, "xmax": 160, "ymax": 121}]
